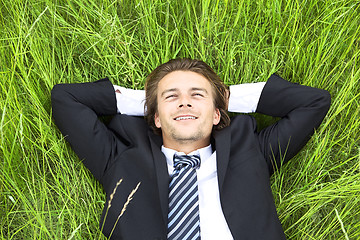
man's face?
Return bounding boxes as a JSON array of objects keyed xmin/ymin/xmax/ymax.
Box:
[{"xmin": 154, "ymin": 71, "xmax": 221, "ymax": 149}]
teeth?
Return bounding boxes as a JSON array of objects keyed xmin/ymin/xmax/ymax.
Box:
[{"xmin": 175, "ymin": 116, "xmax": 196, "ymax": 120}]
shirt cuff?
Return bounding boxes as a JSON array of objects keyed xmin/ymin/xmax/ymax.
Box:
[
  {"xmin": 113, "ymin": 85, "xmax": 146, "ymax": 116},
  {"xmin": 228, "ymin": 82, "xmax": 266, "ymax": 113}
]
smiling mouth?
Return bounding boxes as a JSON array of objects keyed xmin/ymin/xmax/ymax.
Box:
[{"xmin": 174, "ymin": 116, "xmax": 197, "ymax": 121}]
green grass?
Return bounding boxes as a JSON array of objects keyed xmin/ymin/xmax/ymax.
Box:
[{"xmin": 1, "ymin": 0, "xmax": 359, "ymax": 239}]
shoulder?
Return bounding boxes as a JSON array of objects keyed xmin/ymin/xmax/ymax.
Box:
[
  {"xmin": 214, "ymin": 115, "xmax": 258, "ymax": 142},
  {"xmin": 230, "ymin": 115, "xmax": 257, "ymax": 131},
  {"xmin": 108, "ymin": 114, "xmax": 150, "ymax": 142},
  {"xmin": 229, "ymin": 115, "xmax": 259, "ymax": 146}
]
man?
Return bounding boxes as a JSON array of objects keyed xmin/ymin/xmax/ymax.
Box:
[{"xmin": 51, "ymin": 58, "xmax": 331, "ymax": 239}]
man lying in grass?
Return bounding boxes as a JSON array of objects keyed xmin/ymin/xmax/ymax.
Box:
[{"xmin": 51, "ymin": 58, "xmax": 330, "ymax": 240}]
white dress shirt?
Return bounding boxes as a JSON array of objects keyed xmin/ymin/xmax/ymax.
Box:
[
  {"xmin": 162, "ymin": 145, "xmax": 233, "ymax": 239},
  {"xmin": 113, "ymin": 81, "xmax": 266, "ymax": 239}
]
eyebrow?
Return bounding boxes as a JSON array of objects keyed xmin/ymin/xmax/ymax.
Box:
[
  {"xmin": 191, "ymin": 87, "xmax": 208, "ymax": 94},
  {"xmin": 161, "ymin": 87, "xmax": 208, "ymax": 97},
  {"xmin": 161, "ymin": 88, "xmax": 178, "ymax": 97}
]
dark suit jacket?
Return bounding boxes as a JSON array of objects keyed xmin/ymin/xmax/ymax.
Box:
[{"xmin": 51, "ymin": 74, "xmax": 331, "ymax": 240}]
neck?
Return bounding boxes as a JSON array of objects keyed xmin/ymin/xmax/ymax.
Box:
[{"xmin": 162, "ymin": 137, "xmax": 210, "ymax": 154}]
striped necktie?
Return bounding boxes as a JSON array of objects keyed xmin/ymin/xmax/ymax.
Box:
[{"xmin": 167, "ymin": 153, "xmax": 201, "ymax": 240}]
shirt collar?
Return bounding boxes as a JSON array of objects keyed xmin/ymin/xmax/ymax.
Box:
[{"xmin": 161, "ymin": 145, "xmax": 213, "ymax": 171}]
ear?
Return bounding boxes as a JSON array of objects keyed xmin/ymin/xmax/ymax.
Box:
[
  {"xmin": 154, "ymin": 112, "xmax": 161, "ymax": 128},
  {"xmin": 213, "ymin": 108, "xmax": 221, "ymax": 125}
]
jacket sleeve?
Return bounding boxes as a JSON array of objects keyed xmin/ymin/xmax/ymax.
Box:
[
  {"xmin": 256, "ymin": 74, "xmax": 331, "ymax": 174},
  {"xmin": 51, "ymin": 78, "xmax": 123, "ymax": 181}
]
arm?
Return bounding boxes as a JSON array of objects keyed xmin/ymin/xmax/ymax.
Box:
[
  {"xmin": 51, "ymin": 78, "xmax": 123, "ymax": 181},
  {"xmin": 256, "ymin": 74, "xmax": 331, "ymax": 174}
]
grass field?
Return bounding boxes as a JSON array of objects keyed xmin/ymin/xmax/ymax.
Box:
[{"xmin": 1, "ymin": 0, "xmax": 359, "ymax": 239}]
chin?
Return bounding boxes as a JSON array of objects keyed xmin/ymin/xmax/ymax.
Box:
[{"xmin": 172, "ymin": 132, "xmax": 204, "ymax": 142}]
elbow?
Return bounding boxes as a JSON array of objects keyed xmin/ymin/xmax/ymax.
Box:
[
  {"xmin": 51, "ymin": 84, "xmax": 70, "ymax": 113},
  {"xmin": 51, "ymin": 84, "xmax": 64, "ymax": 102},
  {"xmin": 313, "ymin": 89, "xmax": 331, "ymax": 121},
  {"xmin": 51, "ymin": 84, "xmax": 70, "ymax": 105},
  {"xmin": 51, "ymin": 84, "xmax": 64, "ymax": 118},
  {"xmin": 320, "ymin": 89, "xmax": 331, "ymax": 112}
]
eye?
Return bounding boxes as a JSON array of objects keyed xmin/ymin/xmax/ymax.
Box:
[
  {"xmin": 192, "ymin": 92, "xmax": 204, "ymax": 97},
  {"xmin": 165, "ymin": 94, "xmax": 177, "ymax": 99}
]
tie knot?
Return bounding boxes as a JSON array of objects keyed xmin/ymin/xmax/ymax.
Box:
[{"xmin": 173, "ymin": 154, "xmax": 200, "ymax": 170}]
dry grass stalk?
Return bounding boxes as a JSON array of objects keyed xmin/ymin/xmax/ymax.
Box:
[
  {"xmin": 107, "ymin": 178, "xmax": 123, "ymax": 209},
  {"xmin": 108, "ymin": 182, "xmax": 141, "ymax": 239},
  {"xmin": 118, "ymin": 182, "xmax": 141, "ymax": 218},
  {"xmin": 99, "ymin": 178, "xmax": 123, "ymax": 239}
]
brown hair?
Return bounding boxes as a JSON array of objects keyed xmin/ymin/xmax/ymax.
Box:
[{"xmin": 145, "ymin": 58, "xmax": 230, "ymax": 135}]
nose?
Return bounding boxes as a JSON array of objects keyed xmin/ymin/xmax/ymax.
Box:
[
  {"xmin": 178, "ymin": 103, "xmax": 192, "ymax": 108},
  {"xmin": 178, "ymin": 96, "xmax": 192, "ymax": 108}
]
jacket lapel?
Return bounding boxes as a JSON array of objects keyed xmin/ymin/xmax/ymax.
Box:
[
  {"xmin": 147, "ymin": 126, "xmax": 231, "ymax": 224},
  {"xmin": 213, "ymin": 126, "xmax": 231, "ymax": 192},
  {"xmin": 148, "ymin": 131, "xmax": 169, "ymax": 225}
]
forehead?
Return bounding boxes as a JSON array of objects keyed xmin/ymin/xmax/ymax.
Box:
[{"xmin": 158, "ymin": 71, "xmax": 212, "ymax": 93}]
